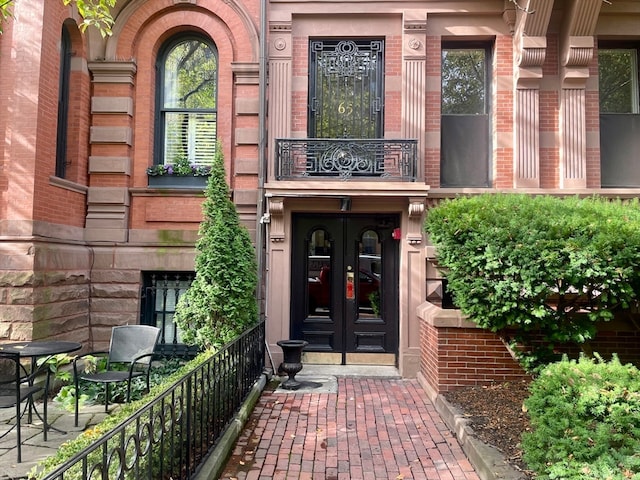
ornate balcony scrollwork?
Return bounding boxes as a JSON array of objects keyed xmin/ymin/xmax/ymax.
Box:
[{"xmin": 275, "ymin": 138, "xmax": 418, "ymax": 181}]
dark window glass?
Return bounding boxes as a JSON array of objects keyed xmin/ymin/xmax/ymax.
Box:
[
  {"xmin": 55, "ymin": 25, "xmax": 72, "ymax": 178},
  {"xmin": 308, "ymin": 39, "xmax": 384, "ymax": 139},
  {"xmin": 141, "ymin": 272, "xmax": 198, "ymax": 357},
  {"xmin": 599, "ymin": 48, "xmax": 639, "ymax": 114},
  {"xmin": 440, "ymin": 44, "xmax": 491, "ymax": 187}
]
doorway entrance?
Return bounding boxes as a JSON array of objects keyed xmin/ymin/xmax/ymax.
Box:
[{"xmin": 291, "ymin": 214, "xmax": 399, "ymax": 365}]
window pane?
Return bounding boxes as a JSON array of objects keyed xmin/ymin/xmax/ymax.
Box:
[
  {"xmin": 599, "ymin": 49, "xmax": 639, "ymax": 114},
  {"xmin": 164, "ymin": 112, "xmax": 217, "ymax": 165},
  {"xmin": 442, "ymin": 49, "xmax": 486, "ymax": 115},
  {"xmin": 307, "ymin": 229, "xmax": 332, "ymax": 315},
  {"xmin": 164, "ymin": 40, "xmax": 217, "ymax": 109},
  {"xmin": 309, "ymin": 39, "xmax": 384, "ymax": 139}
]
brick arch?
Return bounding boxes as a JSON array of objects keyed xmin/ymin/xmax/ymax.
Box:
[
  {"xmin": 104, "ymin": 0, "xmax": 258, "ymax": 63},
  {"xmin": 127, "ymin": 17, "xmax": 236, "ymax": 188}
]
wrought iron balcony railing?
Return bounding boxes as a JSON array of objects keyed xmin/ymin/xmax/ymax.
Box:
[{"xmin": 275, "ymin": 138, "xmax": 418, "ymax": 181}]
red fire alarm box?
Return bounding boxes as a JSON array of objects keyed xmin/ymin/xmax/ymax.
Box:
[{"xmin": 392, "ymin": 228, "xmax": 402, "ymax": 240}]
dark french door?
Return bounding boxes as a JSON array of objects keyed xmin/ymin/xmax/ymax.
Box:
[{"xmin": 291, "ymin": 214, "xmax": 398, "ymax": 364}]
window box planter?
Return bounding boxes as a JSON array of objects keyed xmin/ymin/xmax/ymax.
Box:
[{"xmin": 148, "ymin": 175, "xmax": 209, "ymax": 189}]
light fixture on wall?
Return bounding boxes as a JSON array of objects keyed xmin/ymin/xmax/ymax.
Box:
[{"xmin": 340, "ymin": 197, "xmax": 352, "ymax": 212}]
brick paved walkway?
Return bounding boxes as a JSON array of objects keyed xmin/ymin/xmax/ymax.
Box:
[{"xmin": 219, "ymin": 378, "xmax": 479, "ymax": 480}]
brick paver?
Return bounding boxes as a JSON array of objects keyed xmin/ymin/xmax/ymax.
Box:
[{"xmin": 219, "ymin": 378, "xmax": 479, "ymax": 480}]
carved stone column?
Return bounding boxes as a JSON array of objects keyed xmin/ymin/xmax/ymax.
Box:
[
  {"xmin": 268, "ymin": 21, "xmax": 292, "ymax": 182},
  {"xmin": 514, "ymin": 37, "xmax": 546, "ymax": 187},
  {"xmin": 86, "ymin": 61, "xmax": 136, "ymax": 242},
  {"xmin": 559, "ymin": 0, "xmax": 601, "ymax": 188},
  {"xmin": 402, "ymin": 12, "xmax": 427, "ymax": 181},
  {"xmin": 511, "ymin": 0, "xmax": 554, "ymax": 188},
  {"xmin": 560, "ymin": 36, "xmax": 594, "ymax": 188}
]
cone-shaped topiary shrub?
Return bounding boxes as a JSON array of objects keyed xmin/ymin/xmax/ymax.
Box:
[{"xmin": 174, "ymin": 141, "xmax": 258, "ymax": 349}]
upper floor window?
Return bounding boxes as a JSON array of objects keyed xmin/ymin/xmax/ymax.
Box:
[
  {"xmin": 55, "ymin": 25, "xmax": 72, "ymax": 178},
  {"xmin": 440, "ymin": 44, "xmax": 491, "ymax": 187},
  {"xmin": 308, "ymin": 39, "xmax": 384, "ymax": 139},
  {"xmin": 599, "ymin": 47, "xmax": 639, "ymax": 114},
  {"xmin": 155, "ymin": 34, "xmax": 218, "ymax": 169},
  {"xmin": 598, "ymin": 44, "xmax": 640, "ymax": 188}
]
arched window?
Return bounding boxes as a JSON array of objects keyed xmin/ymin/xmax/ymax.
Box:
[
  {"xmin": 55, "ymin": 25, "xmax": 71, "ymax": 178},
  {"xmin": 154, "ymin": 34, "xmax": 218, "ymax": 171}
]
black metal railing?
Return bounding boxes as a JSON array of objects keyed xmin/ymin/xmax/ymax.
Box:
[
  {"xmin": 275, "ymin": 138, "xmax": 418, "ymax": 181},
  {"xmin": 42, "ymin": 321, "xmax": 265, "ymax": 480}
]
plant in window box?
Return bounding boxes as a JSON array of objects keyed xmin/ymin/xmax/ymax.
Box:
[{"xmin": 147, "ymin": 156, "xmax": 212, "ymax": 187}]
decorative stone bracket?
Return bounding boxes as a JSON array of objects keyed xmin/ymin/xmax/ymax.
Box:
[
  {"xmin": 407, "ymin": 197, "xmax": 425, "ymax": 245},
  {"xmin": 267, "ymin": 197, "xmax": 285, "ymax": 243}
]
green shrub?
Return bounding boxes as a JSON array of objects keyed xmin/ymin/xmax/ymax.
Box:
[
  {"xmin": 174, "ymin": 141, "xmax": 258, "ymax": 349},
  {"xmin": 522, "ymin": 355, "xmax": 640, "ymax": 479},
  {"xmin": 424, "ymin": 194, "xmax": 640, "ymax": 371},
  {"xmin": 52, "ymin": 356, "xmax": 186, "ymax": 412}
]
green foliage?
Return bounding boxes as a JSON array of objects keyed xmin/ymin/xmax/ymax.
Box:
[
  {"xmin": 52, "ymin": 356, "xmax": 186, "ymax": 412},
  {"xmin": 62, "ymin": 0, "xmax": 116, "ymax": 36},
  {"xmin": 174, "ymin": 141, "xmax": 258, "ymax": 349},
  {"xmin": 0, "ymin": 0, "xmax": 12, "ymax": 33},
  {"xmin": 522, "ymin": 355, "xmax": 640, "ymax": 479},
  {"xmin": 424, "ymin": 194, "xmax": 640, "ymax": 371},
  {"xmin": 146, "ymin": 155, "xmax": 212, "ymax": 176},
  {"xmin": 1, "ymin": 1, "xmax": 116, "ymax": 36}
]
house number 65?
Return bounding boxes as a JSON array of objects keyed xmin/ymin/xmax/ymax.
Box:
[{"xmin": 338, "ymin": 102, "xmax": 353, "ymax": 115}]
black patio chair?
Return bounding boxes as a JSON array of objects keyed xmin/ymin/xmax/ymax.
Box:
[
  {"xmin": 73, "ymin": 325, "xmax": 161, "ymax": 427},
  {"xmin": 0, "ymin": 351, "xmax": 44, "ymax": 463}
]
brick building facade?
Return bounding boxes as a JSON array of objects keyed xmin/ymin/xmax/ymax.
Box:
[{"xmin": 1, "ymin": 0, "xmax": 640, "ymax": 395}]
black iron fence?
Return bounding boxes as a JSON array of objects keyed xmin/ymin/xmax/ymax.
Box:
[
  {"xmin": 42, "ymin": 321, "xmax": 265, "ymax": 480},
  {"xmin": 275, "ymin": 138, "xmax": 418, "ymax": 181}
]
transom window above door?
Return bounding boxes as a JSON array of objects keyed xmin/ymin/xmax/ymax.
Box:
[{"xmin": 308, "ymin": 39, "xmax": 384, "ymax": 139}]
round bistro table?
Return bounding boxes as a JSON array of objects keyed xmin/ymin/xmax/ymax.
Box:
[{"xmin": 0, "ymin": 340, "xmax": 82, "ymax": 437}]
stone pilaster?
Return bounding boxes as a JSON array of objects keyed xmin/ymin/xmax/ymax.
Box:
[
  {"xmin": 402, "ymin": 12, "xmax": 427, "ymax": 181},
  {"xmin": 268, "ymin": 21, "xmax": 292, "ymax": 182},
  {"xmin": 86, "ymin": 62, "xmax": 136, "ymax": 242},
  {"xmin": 559, "ymin": 0, "xmax": 601, "ymax": 188},
  {"xmin": 512, "ymin": 0, "xmax": 554, "ymax": 188}
]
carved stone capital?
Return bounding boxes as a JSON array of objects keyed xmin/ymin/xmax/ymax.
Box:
[{"xmin": 563, "ymin": 36, "xmax": 594, "ymax": 68}]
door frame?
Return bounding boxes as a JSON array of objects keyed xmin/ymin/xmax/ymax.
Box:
[{"xmin": 291, "ymin": 213, "xmax": 399, "ymax": 365}]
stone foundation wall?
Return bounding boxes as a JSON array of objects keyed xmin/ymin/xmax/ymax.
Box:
[
  {"xmin": 0, "ymin": 240, "xmax": 198, "ymax": 354},
  {"xmin": 0, "ymin": 242, "xmax": 91, "ymax": 343}
]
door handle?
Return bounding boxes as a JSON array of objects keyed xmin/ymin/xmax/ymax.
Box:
[{"xmin": 346, "ymin": 269, "xmax": 355, "ymax": 300}]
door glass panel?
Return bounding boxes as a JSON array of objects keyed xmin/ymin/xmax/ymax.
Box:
[
  {"xmin": 358, "ymin": 230, "xmax": 382, "ymax": 317},
  {"xmin": 307, "ymin": 229, "xmax": 332, "ymax": 315}
]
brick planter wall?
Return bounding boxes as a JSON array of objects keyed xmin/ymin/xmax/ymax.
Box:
[
  {"xmin": 417, "ymin": 302, "xmax": 530, "ymax": 396},
  {"xmin": 418, "ymin": 302, "xmax": 640, "ymax": 397}
]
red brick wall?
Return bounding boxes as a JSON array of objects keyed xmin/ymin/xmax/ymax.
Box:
[
  {"xmin": 420, "ymin": 308, "xmax": 640, "ymax": 394},
  {"xmin": 420, "ymin": 319, "xmax": 529, "ymax": 393}
]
